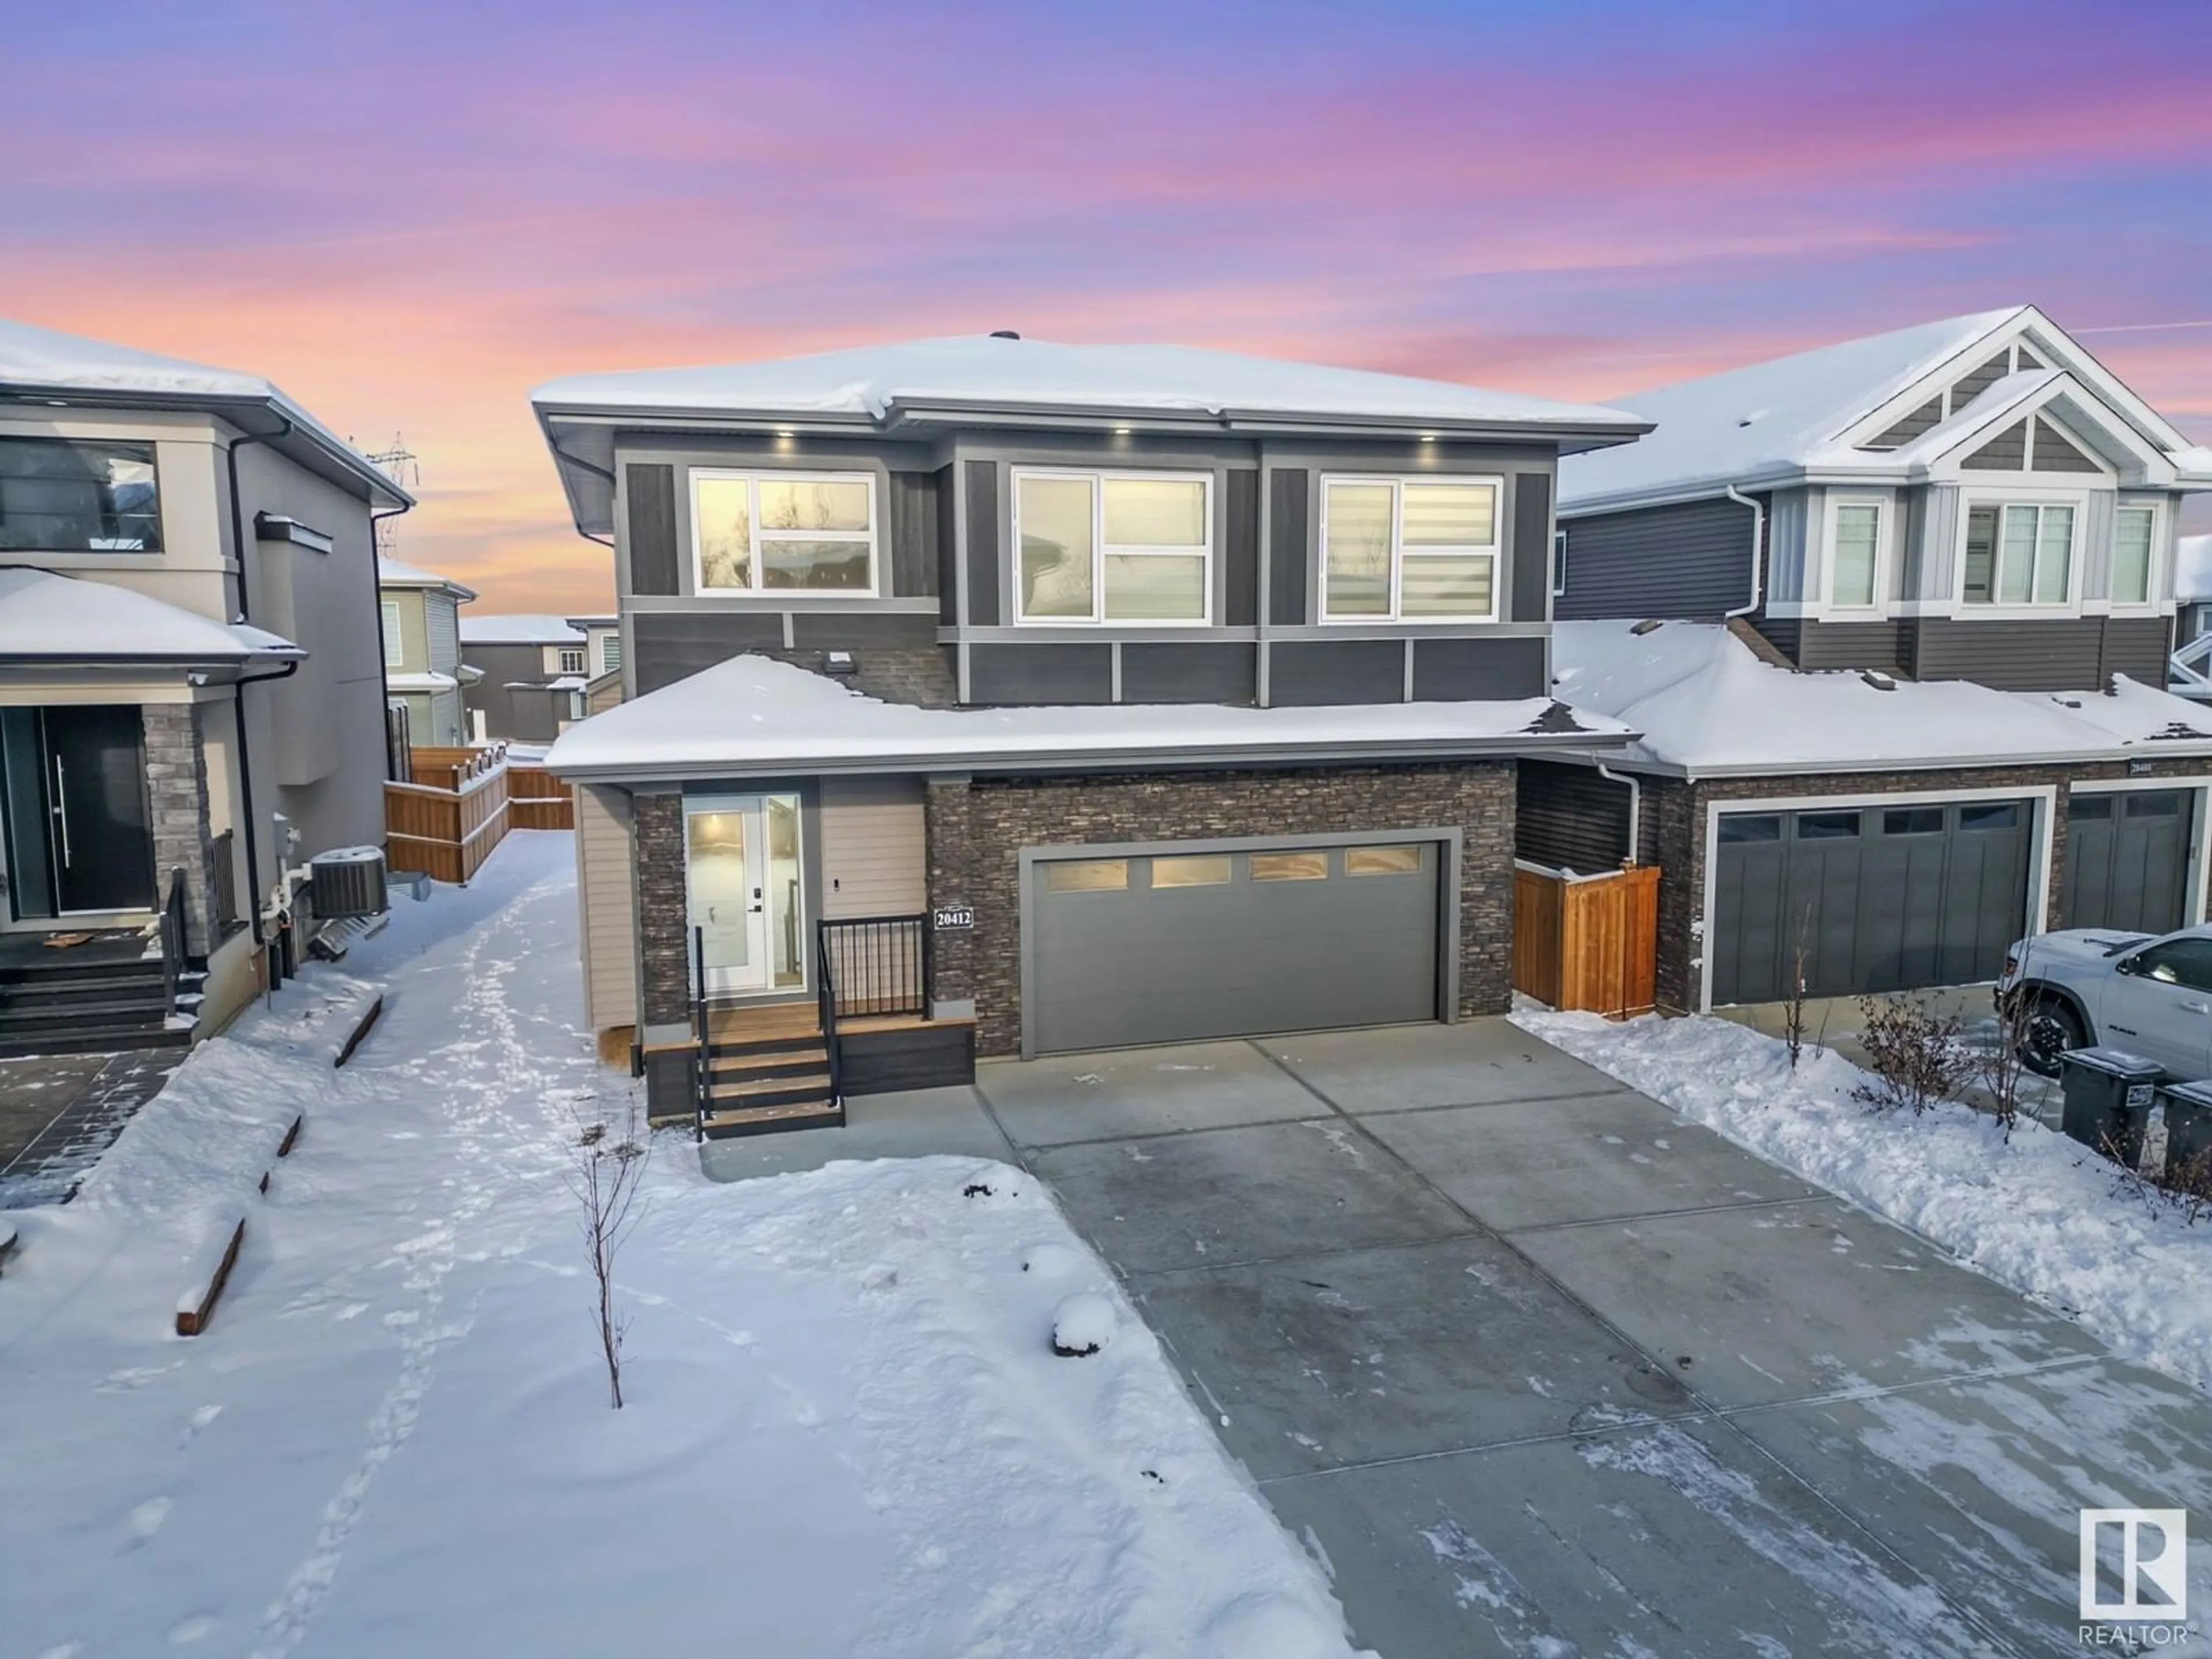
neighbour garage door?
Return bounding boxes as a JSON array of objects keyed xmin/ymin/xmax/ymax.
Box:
[
  {"xmin": 2064, "ymin": 789, "xmax": 2194, "ymax": 934},
  {"xmin": 1029, "ymin": 840, "xmax": 1443, "ymax": 1055},
  {"xmin": 1711, "ymin": 800, "xmax": 2032, "ymax": 1005}
]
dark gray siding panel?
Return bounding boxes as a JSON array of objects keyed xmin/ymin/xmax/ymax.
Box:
[
  {"xmin": 1555, "ymin": 497, "xmax": 1755, "ymax": 621},
  {"xmin": 631, "ymin": 611, "xmax": 787, "ymax": 693},
  {"xmin": 1268, "ymin": 639, "xmax": 1403, "ymax": 706},
  {"xmin": 1510, "ymin": 472, "xmax": 1552, "ymax": 623},
  {"xmin": 1794, "ymin": 619, "xmax": 1908, "ymax": 673},
  {"xmin": 1962, "ymin": 419, "xmax": 2029, "ymax": 471},
  {"xmin": 965, "ymin": 460, "xmax": 1000, "ymax": 627},
  {"xmin": 626, "ymin": 464, "xmax": 680, "ymax": 596},
  {"xmin": 1516, "ymin": 760, "xmax": 1633, "ymax": 874},
  {"xmin": 2033, "ymin": 417, "xmax": 2100, "ymax": 473},
  {"xmin": 935, "ymin": 465, "xmax": 957, "ymax": 625},
  {"xmin": 1224, "ymin": 469, "xmax": 1260, "ymax": 627},
  {"xmin": 1410, "ymin": 637, "xmax": 1546, "ymax": 702},
  {"xmin": 1119, "ymin": 642, "xmax": 1257, "ymax": 704},
  {"xmin": 1912, "ymin": 619, "xmax": 2105, "ymax": 691},
  {"xmin": 968, "ymin": 642, "xmax": 1112, "ymax": 704},
  {"xmin": 885, "ymin": 470, "xmax": 940, "ymax": 599},
  {"xmin": 1268, "ymin": 469, "xmax": 1309, "ymax": 626},
  {"xmin": 789, "ymin": 611, "xmax": 939, "ymax": 648},
  {"xmin": 2101, "ymin": 616, "xmax": 2172, "ymax": 685}
]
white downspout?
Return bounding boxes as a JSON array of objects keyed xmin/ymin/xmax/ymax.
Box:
[
  {"xmin": 1722, "ymin": 486, "xmax": 1766, "ymax": 620},
  {"xmin": 1596, "ymin": 762, "xmax": 1642, "ymax": 867}
]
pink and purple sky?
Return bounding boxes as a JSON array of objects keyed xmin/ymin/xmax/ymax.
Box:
[{"xmin": 7, "ymin": 0, "xmax": 2209, "ymax": 611}]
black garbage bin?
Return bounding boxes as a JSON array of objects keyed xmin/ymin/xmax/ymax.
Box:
[
  {"xmin": 2058, "ymin": 1047, "xmax": 2163, "ymax": 1168},
  {"xmin": 2155, "ymin": 1079, "xmax": 2212, "ymax": 1185}
]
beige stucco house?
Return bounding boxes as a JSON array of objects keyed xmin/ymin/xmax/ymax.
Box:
[{"xmin": 377, "ymin": 555, "xmax": 478, "ymax": 748}]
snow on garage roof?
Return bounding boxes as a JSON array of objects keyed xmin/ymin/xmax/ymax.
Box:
[
  {"xmin": 0, "ymin": 568, "xmax": 301, "ymax": 663},
  {"xmin": 531, "ymin": 334, "xmax": 1652, "ymax": 437},
  {"xmin": 1552, "ymin": 619, "xmax": 2212, "ymax": 776},
  {"xmin": 377, "ymin": 555, "xmax": 477, "ymax": 600},
  {"xmin": 543, "ymin": 653, "xmax": 1634, "ymax": 782},
  {"xmin": 459, "ymin": 613, "xmax": 586, "ymax": 645}
]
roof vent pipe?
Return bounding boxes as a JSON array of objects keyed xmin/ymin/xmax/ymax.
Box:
[
  {"xmin": 1723, "ymin": 485, "xmax": 1766, "ymax": 620},
  {"xmin": 988, "ymin": 329, "xmax": 1021, "ymax": 340}
]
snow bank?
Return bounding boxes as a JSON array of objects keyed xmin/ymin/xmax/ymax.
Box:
[{"xmin": 1515, "ymin": 1009, "xmax": 2212, "ymax": 1396}]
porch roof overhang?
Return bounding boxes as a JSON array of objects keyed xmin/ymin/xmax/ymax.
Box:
[
  {"xmin": 542, "ymin": 652, "xmax": 1638, "ymax": 786},
  {"xmin": 0, "ymin": 568, "xmax": 304, "ymax": 669}
]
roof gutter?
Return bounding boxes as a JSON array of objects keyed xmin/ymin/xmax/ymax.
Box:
[{"xmin": 1722, "ymin": 486, "xmax": 1766, "ymax": 620}]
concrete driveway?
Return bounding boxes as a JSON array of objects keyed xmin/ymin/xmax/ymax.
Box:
[{"xmin": 707, "ymin": 1019, "xmax": 2212, "ymax": 1657}]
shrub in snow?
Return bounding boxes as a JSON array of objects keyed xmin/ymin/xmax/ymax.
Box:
[
  {"xmin": 566, "ymin": 1104, "xmax": 649, "ymax": 1408},
  {"xmin": 1851, "ymin": 994, "xmax": 1972, "ymax": 1117},
  {"xmin": 1051, "ymin": 1291, "xmax": 1116, "ymax": 1357}
]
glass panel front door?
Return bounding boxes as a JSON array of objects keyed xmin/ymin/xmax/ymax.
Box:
[{"xmin": 685, "ymin": 793, "xmax": 806, "ymax": 995}]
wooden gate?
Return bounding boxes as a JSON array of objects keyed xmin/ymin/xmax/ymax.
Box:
[{"xmin": 1513, "ymin": 862, "xmax": 1660, "ymax": 1019}]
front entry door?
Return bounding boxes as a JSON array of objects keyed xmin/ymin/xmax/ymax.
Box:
[
  {"xmin": 0, "ymin": 704, "xmax": 156, "ymax": 921},
  {"xmin": 685, "ymin": 800, "xmax": 769, "ymax": 993}
]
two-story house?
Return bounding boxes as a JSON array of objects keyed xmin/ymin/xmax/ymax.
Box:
[
  {"xmin": 459, "ymin": 612, "xmax": 617, "ymax": 744},
  {"xmin": 0, "ymin": 316, "xmax": 411, "ymax": 1054},
  {"xmin": 376, "ymin": 555, "xmax": 478, "ymax": 748},
  {"xmin": 536, "ymin": 334, "xmax": 1649, "ymax": 1133},
  {"xmin": 1537, "ymin": 306, "xmax": 2212, "ymax": 1015}
]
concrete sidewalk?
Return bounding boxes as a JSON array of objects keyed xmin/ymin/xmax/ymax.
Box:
[{"xmin": 706, "ymin": 1019, "xmax": 2212, "ymax": 1656}]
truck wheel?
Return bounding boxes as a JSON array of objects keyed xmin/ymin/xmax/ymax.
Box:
[{"xmin": 2018, "ymin": 996, "xmax": 2085, "ymax": 1078}]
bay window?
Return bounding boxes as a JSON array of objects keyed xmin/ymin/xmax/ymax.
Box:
[
  {"xmin": 2112, "ymin": 506, "xmax": 2157, "ymax": 607},
  {"xmin": 1014, "ymin": 470, "xmax": 1211, "ymax": 623},
  {"xmin": 0, "ymin": 437, "xmax": 161, "ymax": 552},
  {"xmin": 1829, "ymin": 501, "xmax": 1883, "ymax": 608},
  {"xmin": 691, "ymin": 470, "xmax": 877, "ymax": 594},
  {"xmin": 1962, "ymin": 502, "xmax": 2075, "ymax": 606},
  {"xmin": 1321, "ymin": 476, "xmax": 1500, "ymax": 621}
]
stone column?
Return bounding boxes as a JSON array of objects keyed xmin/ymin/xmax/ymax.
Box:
[
  {"xmin": 923, "ymin": 774, "xmax": 975, "ymax": 1016},
  {"xmin": 631, "ymin": 791, "xmax": 691, "ymax": 1031},
  {"xmin": 142, "ymin": 703, "xmax": 218, "ymax": 957}
]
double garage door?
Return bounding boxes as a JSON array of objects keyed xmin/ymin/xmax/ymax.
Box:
[
  {"xmin": 1711, "ymin": 800, "xmax": 2032, "ymax": 1005},
  {"xmin": 1028, "ymin": 839, "xmax": 1445, "ymax": 1055}
]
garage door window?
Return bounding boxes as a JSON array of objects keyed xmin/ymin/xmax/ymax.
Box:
[
  {"xmin": 1718, "ymin": 815, "xmax": 1782, "ymax": 844},
  {"xmin": 1251, "ymin": 851, "xmax": 1328, "ymax": 881},
  {"xmin": 1883, "ymin": 808, "xmax": 1944, "ymax": 835},
  {"xmin": 1152, "ymin": 855, "xmax": 1231, "ymax": 888},
  {"xmin": 2071, "ymin": 796, "xmax": 2113, "ymax": 821},
  {"xmin": 1346, "ymin": 845, "xmax": 1423, "ymax": 876},
  {"xmin": 1796, "ymin": 812, "xmax": 1860, "ymax": 839},
  {"xmin": 2128, "ymin": 791, "xmax": 2184, "ymax": 819},
  {"xmin": 1960, "ymin": 804, "xmax": 2021, "ymax": 831},
  {"xmin": 1047, "ymin": 859, "xmax": 1128, "ymax": 893}
]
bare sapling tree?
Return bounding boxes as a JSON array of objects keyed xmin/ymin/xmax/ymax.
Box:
[
  {"xmin": 1850, "ymin": 994, "xmax": 1972, "ymax": 1117},
  {"xmin": 567, "ymin": 1102, "xmax": 649, "ymax": 1408},
  {"xmin": 1783, "ymin": 908, "xmax": 1813, "ymax": 1070},
  {"xmin": 1976, "ymin": 992, "xmax": 2035, "ymax": 1140}
]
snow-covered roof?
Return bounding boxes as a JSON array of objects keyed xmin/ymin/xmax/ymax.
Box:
[
  {"xmin": 544, "ymin": 675, "xmax": 588, "ymax": 693},
  {"xmin": 386, "ymin": 670, "xmax": 460, "ymax": 693},
  {"xmin": 2178, "ymin": 535, "xmax": 2212, "ymax": 605},
  {"xmin": 533, "ymin": 334, "xmax": 1650, "ymax": 438},
  {"xmin": 376, "ymin": 556, "xmax": 476, "ymax": 600},
  {"xmin": 0, "ymin": 568, "xmax": 302, "ymax": 664},
  {"xmin": 0, "ymin": 316, "xmax": 411, "ymax": 509},
  {"xmin": 1552, "ymin": 618, "xmax": 2212, "ymax": 776},
  {"xmin": 1558, "ymin": 306, "xmax": 2212, "ymax": 513},
  {"xmin": 544, "ymin": 653, "xmax": 1633, "ymax": 782},
  {"xmin": 459, "ymin": 613, "xmax": 585, "ymax": 646}
]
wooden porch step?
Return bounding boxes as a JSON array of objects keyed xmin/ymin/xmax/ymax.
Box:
[
  {"xmin": 706, "ymin": 1031, "xmax": 831, "ymax": 1063},
  {"xmin": 700, "ymin": 1098, "xmax": 846, "ymax": 1139},
  {"xmin": 707, "ymin": 1071, "xmax": 834, "ymax": 1108},
  {"xmin": 706, "ymin": 1050, "xmax": 828, "ymax": 1082}
]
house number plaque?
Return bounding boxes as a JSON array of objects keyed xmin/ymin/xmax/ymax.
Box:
[{"xmin": 933, "ymin": 905, "xmax": 975, "ymax": 931}]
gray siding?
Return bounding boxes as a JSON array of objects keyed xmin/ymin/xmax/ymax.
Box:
[
  {"xmin": 968, "ymin": 642, "xmax": 1111, "ymax": 704},
  {"xmin": 1949, "ymin": 352, "xmax": 2012, "ymax": 410},
  {"xmin": 1224, "ymin": 469, "xmax": 1260, "ymax": 627},
  {"xmin": 1864, "ymin": 399, "xmax": 1942, "ymax": 450},
  {"xmin": 630, "ymin": 611, "xmax": 787, "ymax": 693},
  {"xmin": 1120, "ymin": 642, "xmax": 1256, "ymax": 704},
  {"xmin": 460, "ymin": 640, "xmax": 562, "ymax": 740},
  {"xmin": 789, "ymin": 611, "xmax": 937, "ymax": 649},
  {"xmin": 1516, "ymin": 759, "xmax": 1634, "ymax": 873},
  {"xmin": 1510, "ymin": 472, "xmax": 1552, "ymax": 623},
  {"xmin": 964, "ymin": 460, "xmax": 1000, "ymax": 627},
  {"xmin": 1556, "ymin": 496, "xmax": 1757, "ymax": 620},
  {"xmin": 1753, "ymin": 618, "xmax": 1908, "ymax": 673},
  {"xmin": 632, "ymin": 609, "xmax": 954, "ymax": 704},
  {"xmin": 2101, "ymin": 615, "xmax": 2174, "ymax": 685},
  {"xmin": 1268, "ymin": 468, "xmax": 1309, "ymax": 626},
  {"xmin": 1410, "ymin": 637, "xmax": 1547, "ymax": 702},
  {"xmin": 1912, "ymin": 618, "xmax": 2105, "ymax": 691},
  {"xmin": 1268, "ymin": 639, "xmax": 1403, "ymax": 706},
  {"xmin": 1963, "ymin": 419, "xmax": 2029, "ymax": 471},
  {"xmin": 885, "ymin": 469, "xmax": 941, "ymax": 598},
  {"xmin": 2033, "ymin": 416, "xmax": 2100, "ymax": 474},
  {"xmin": 935, "ymin": 468, "xmax": 958, "ymax": 625},
  {"xmin": 626, "ymin": 463, "xmax": 680, "ymax": 595}
]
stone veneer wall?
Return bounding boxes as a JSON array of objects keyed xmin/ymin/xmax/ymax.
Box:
[
  {"xmin": 926, "ymin": 762, "xmax": 1517, "ymax": 1058},
  {"xmin": 142, "ymin": 703, "xmax": 217, "ymax": 957},
  {"xmin": 1649, "ymin": 753, "xmax": 2212, "ymax": 1013},
  {"xmin": 632, "ymin": 791, "xmax": 691, "ymax": 1028}
]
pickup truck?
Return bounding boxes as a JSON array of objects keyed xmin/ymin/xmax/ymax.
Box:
[{"xmin": 1997, "ymin": 925, "xmax": 2212, "ymax": 1078}]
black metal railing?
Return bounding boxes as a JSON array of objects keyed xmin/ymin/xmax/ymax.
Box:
[
  {"xmin": 157, "ymin": 866, "xmax": 190, "ymax": 1010},
  {"xmin": 817, "ymin": 915, "xmax": 929, "ymax": 1020},
  {"xmin": 816, "ymin": 926, "xmax": 844, "ymax": 1109},
  {"xmin": 692, "ymin": 923, "xmax": 710, "ymax": 1139},
  {"xmin": 210, "ymin": 830, "xmax": 238, "ymax": 934}
]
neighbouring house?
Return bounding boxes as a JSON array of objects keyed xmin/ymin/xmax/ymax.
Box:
[
  {"xmin": 1538, "ymin": 305, "xmax": 2212, "ymax": 1014},
  {"xmin": 535, "ymin": 332, "xmax": 1649, "ymax": 1132},
  {"xmin": 376, "ymin": 555, "xmax": 478, "ymax": 748},
  {"xmin": 0, "ymin": 316, "xmax": 412, "ymax": 1055},
  {"xmin": 458, "ymin": 612, "xmax": 612, "ymax": 743},
  {"xmin": 2172, "ymin": 533, "xmax": 2212, "ymax": 698}
]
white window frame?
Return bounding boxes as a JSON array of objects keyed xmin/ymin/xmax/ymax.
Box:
[
  {"xmin": 2109, "ymin": 500, "xmax": 2165, "ymax": 615},
  {"xmin": 1319, "ymin": 473, "xmax": 1505, "ymax": 624},
  {"xmin": 1551, "ymin": 528, "xmax": 1568, "ymax": 599},
  {"xmin": 557, "ymin": 647, "xmax": 588, "ymax": 675},
  {"xmin": 1953, "ymin": 488, "xmax": 2089, "ymax": 617},
  {"xmin": 380, "ymin": 599, "xmax": 403, "ymax": 668},
  {"xmin": 599, "ymin": 631, "xmax": 623, "ymax": 673},
  {"xmin": 1009, "ymin": 467, "xmax": 1214, "ymax": 627},
  {"xmin": 688, "ymin": 468, "xmax": 880, "ymax": 598},
  {"xmin": 1824, "ymin": 495, "xmax": 1888, "ymax": 613}
]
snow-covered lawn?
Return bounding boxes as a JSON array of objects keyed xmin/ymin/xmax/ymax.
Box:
[
  {"xmin": 0, "ymin": 834, "xmax": 1364, "ymax": 1659},
  {"xmin": 1518, "ymin": 1008, "xmax": 2212, "ymax": 1398}
]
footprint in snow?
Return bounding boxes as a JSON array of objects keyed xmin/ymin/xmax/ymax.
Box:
[
  {"xmin": 127, "ymin": 1497, "xmax": 173, "ymax": 1541},
  {"xmin": 96, "ymin": 1363, "xmax": 183, "ymax": 1392},
  {"xmin": 166, "ymin": 1613, "xmax": 218, "ymax": 1645}
]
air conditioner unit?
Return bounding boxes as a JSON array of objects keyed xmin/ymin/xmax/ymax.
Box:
[{"xmin": 309, "ymin": 847, "xmax": 388, "ymax": 919}]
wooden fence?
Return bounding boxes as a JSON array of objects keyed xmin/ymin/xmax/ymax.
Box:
[
  {"xmin": 1513, "ymin": 862, "xmax": 1660, "ymax": 1020},
  {"xmin": 385, "ymin": 744, "xmax": 573, "ymax": 882},
  {"xmin": 509, "ymin": 762, "xmax": 575, "ymax": 830}
]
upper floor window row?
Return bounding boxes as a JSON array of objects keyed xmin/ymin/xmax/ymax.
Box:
[
  {"xmin": 692, "ymin": 469, "xmax": 877, "ymax": 595},
  {"xmin": 0, "ymin": 437, "xmax": 161, "ymax": 553},
  {"xmin": 1016, "ymin": 469, "xmax": 1211, "ymax": 624},
  {"xmin": 1323, "ymin": 475, "xmax": 1501, "ymax": 622}
]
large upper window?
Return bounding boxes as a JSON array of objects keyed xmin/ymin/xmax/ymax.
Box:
[
  {"xmin": 1830, "ymin": 501, "xmax": 1883, "ymax": 608},
  {"xmin": 1962, "ymin": 502, "xmax": 2075, "ymax": 606},
  {"xmin": 1013, "ymin": 470, "xmax": 1210, "ymax": 624},
  {"xmin": 2113, "ymin": 506, "xmax": 2157, "ymax": 607},
  {"xmin": 691, "ymin": 470, "xmax": 877, "ymax": 594},
  {"xmin": 0, "ymin": 437, "xmax": 161, "ymax": 552},
  {"xmin": 1321, "ymin": 476, "xmax": 1501, "ymax": 621}
]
